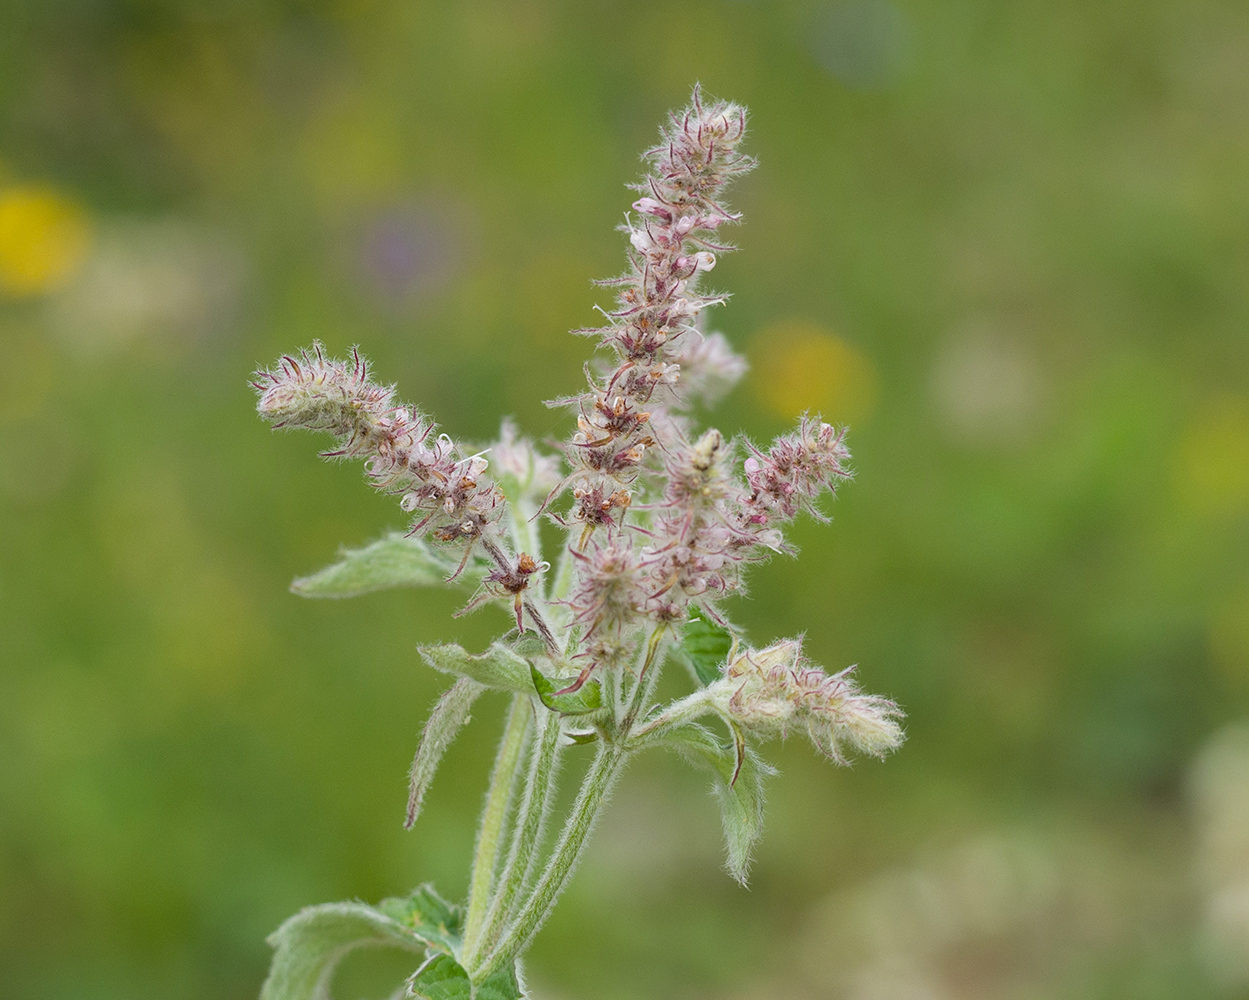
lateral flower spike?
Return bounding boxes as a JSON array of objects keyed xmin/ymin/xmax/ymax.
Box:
[{"xmin": 253, "ymin": 342, "xmax": 506, "ymax": 552}]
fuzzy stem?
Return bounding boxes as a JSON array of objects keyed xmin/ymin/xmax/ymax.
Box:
[
  {"xmin": 464, "ymin": 702, "xmax": 562, "ymax": 969},
  {"xmin": 521, "ymin": 722, "xmax": 566, "ymax": 895},
  {"xmin": 462, "ymin": 695, "xmax": 531, "ymax": 956},
  {"xmin": 473, "ymin": 742, "xmax": 628, "ymax": 980},
  {"xmin": 621, "ymin": 626, "xmax": 668, "ymax": 731},
  {"xmin": 629, "ymin": 688, "xmax": 714, "ymax": 744}
]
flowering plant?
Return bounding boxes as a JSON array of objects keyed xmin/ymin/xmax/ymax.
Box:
[{"xmin": 251, "ymin": 87, "xmax": 903, "ymax": 1000}]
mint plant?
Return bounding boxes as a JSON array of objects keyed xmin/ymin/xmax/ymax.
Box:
[{"xmin": 251, "ymin": 88, "xmax": 903, "ymax": 1000}]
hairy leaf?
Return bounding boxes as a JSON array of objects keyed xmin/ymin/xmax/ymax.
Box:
[
  {"xmin": 474, "ymin": 963, "xmax": 525, "ymax": 1000},
  {"xmin": 655, "ymin": 723, "xmax": 775, "ymax": 884},
  {"xmin": 260, "ymin": 901, "xmax": 426, "ymax": 1000},
  {"xmin": 406, "ymin": 954, "xmax": 523, "ymax": 1000},
  {"xmin": 405, "ymin": 682, "xmax": 484, "ymax": 833},
  {"xmin": 680, "ymin": 608, "xmax": 735, "ymax": 686},
  {"xmin": 419, "ymin": 642, "xmax": 532, "ymax": 694},
  {"xmin": 406, "ymin": 954, "xmax": 471, "ymax": 1000},
  {"xmin": 529, "ymin": 664, "xmax": 603, "ymax": 716},
  {"xmin": 291, "ymin": 533, "xmax": 460, "ymax": 598},
  {"xmin": 376, "ymin": 884, "xmax": 464, "ymax": 956}
]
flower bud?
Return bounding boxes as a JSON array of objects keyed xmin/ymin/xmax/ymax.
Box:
[
  {"xmin": 708, "ymin": 639, "xmax": 904, "ymax": 764},
  {"xmin": 632, "ymin": 197, "xmax": 673, "ymax": 222}
]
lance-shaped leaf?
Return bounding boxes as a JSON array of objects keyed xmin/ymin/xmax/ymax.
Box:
[
  {"xmin": 260, "ymin": 901, "xmax": 427, "ymax": 1000},
  {"xmin": 529, "ymin": 664, "xmax": 603, "ymax": 716},
  {"xmin": 679, "ymin": 608, "xmax": 736, "ymax": 686},
  {"xmin": 418, "ymin": 642, "xmax": 533, "ymax": 694},
  {"xmin": 407, "ymin": 679, "xmax": 485, "ymax": 828},
  {"xmin": 653, "ymin": 722, "xmax": 775, "ymax": 885},
  {"xmin": 406, "ymin": 954, "xmax": 523, "ymax": 1000},
  {"xmin": 291, "ymin": 533, "xmax": 463, "ymax": 598},
  {"xmin": 376, "ymin": 884, "xmax": 464, "ymax": 957}
]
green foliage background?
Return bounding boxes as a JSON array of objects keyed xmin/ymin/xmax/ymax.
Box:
[{"xmin": 1, "ymin": 1, "xmax": 1247, "ymax": 997}]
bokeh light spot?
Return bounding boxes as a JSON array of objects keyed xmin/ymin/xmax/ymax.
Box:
[
  {"xmin": 752, "ymin": 320, "xmax": 878, "ymax": 424},
  {"xmin": 1176, "ymin": 395, "xmax": 1249, "ymax": 518},
  {"xmin": 49, "ymin": 218, "xmax": 244, "ymax": 357},
  {"xmin": 932, "ymin": 325, "xmax": 1046, "ymax": 448},
  {"xmin": 0, "ymin": 185, "xmax": 91, "ymax": 296}
]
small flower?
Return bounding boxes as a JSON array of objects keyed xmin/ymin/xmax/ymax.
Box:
[
  {"xmin": 567, "ymin": 540, "xmax": 647, "ymax": 634},
  {"xmin": 708, "ymin": 639, "xmax": 904, "ymax": 764},
  {"xmin": 459, "ymin": 551, "xmax": 547, "ymax": 631},
  {"xmin": 663, "ymin": 429, "xmax": 734, "ymax": 512}
]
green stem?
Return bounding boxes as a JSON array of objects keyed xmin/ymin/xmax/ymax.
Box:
[
  {"xmin": 464, "ymin": 702, "xmax": 562, "ymax": 969},
  {"xmin": 621, "ymin": 626, "xmax": 667, "ymax": 731},
  {"xmin": 462, "ymin": 695, "xmax": 530, "ymax": 956},
  {"xmin": 628, "ymin": 688, "xmax": 713, "ymax": 745},
  {"xmin": 474, "ymin": 742, "xmax": 627, "ymax": 980}
]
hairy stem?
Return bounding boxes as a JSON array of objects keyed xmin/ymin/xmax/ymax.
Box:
[
  {"xmin": 629, "ymin": 688, "xmax": 714, "ymax": 745},
  {"xmin": 462, "ymin": 695, "xmax": 531, "ymax": 956},
  {"xmin": 473, "ymin": 742, "xmax": 628, "ymax": 980},
  {"xmin": 621, "ymin": 626, "xmax": 668, "ymax": 731},
  {"xmin": 521, "ymin": 720, "xmax": 565, "ymax": 895},
  {"xmin": 465, "ymin": 702, "xmax": 562, "ymax": 969}
]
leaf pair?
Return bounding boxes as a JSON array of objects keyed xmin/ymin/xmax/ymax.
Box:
[{"xmin": 261, "ymin": 886, "xmax": 521, "ymax": 1000}]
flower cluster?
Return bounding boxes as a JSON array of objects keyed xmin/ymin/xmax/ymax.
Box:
[
  {"xmin": 708, "ymin": 639, "xmax": 904, "ymax": 764},
  {"xmin": 250, "ymin": 92, "xmax": 904, "ymax": 1000},
  {"xmin": 553, "ymin": 90, "xmax": 858, "ymax": 667}
]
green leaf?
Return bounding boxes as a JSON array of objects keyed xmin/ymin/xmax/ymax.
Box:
[
  {"xmin": 655, "ymin": 723, "xmax": 775, "ymax": 885},
  {"xmin": 405, "ymin": 954, "xmax": 523, "ymax": 1000},
  {"xmin": 680, "ymin": 608, "xmax": 735, "ymax": 686},
  {"xmin": 406, "ymin": 954, "xmax": 471, "ymax": 1000},
  {"xmin": 529, "ymin": 663, "xmax": 603, "ymax": 716},
  {"xmin": 260, "ymin": 901, "xmax": 426, "ymax": 1000},
  {"xmin": 376, "ymin": 884, "xmax": 464, "ymax": 956},
  {"xmin": 419, "ymin": 642, "xmax": 532, "ymax": 693},
  {"xmin": 508, "ymin": 631, "xmax": 548, "ymax": 661},
  {"xmin": 291, "ymin": 533, "xmax": 461, "ymax": 598},
  {"xmin": 406, "ymin": 679, "xmax": 484, "ymax": 828},
  {"xmin": 474, "ymin": 963, "xmax": 524, "ymax": 1000}
]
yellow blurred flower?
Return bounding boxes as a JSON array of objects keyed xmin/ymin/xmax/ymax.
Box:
[
  {"xmin": 0, "ymin": 185, "xmax": 91, "ymax": 296},
  {"xmin": 752, "ymin": 320, "xmax": 878, "ymax": 424}
]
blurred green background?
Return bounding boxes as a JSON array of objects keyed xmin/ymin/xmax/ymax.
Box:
[{"xmin": 2, "ymin": 1, "xmax": 1248, "ymax": 998}]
